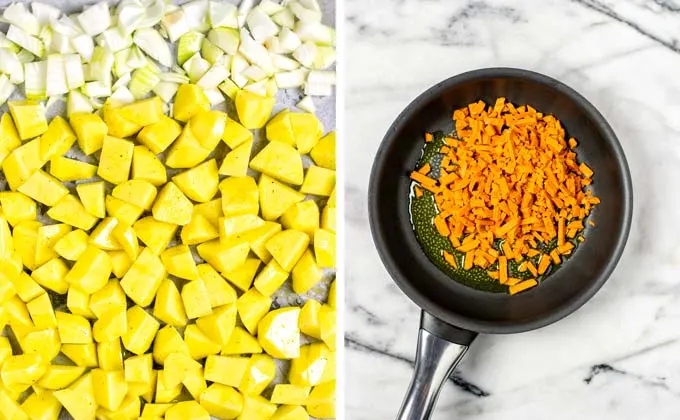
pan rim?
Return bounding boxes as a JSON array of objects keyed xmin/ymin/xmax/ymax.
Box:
[{"xmin": 368, "ymin": 67, "xmax": 633, "ymax": 334}]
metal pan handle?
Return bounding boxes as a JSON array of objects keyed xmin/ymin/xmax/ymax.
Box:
[{"xmin": 396, "ymin": 312, "xmax": 478, "ymax": 420}]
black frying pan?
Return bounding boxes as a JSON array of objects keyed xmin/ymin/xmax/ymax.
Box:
[{"xmin": 368, "ymin": 68, "xmax": 633, "ymax": 419}]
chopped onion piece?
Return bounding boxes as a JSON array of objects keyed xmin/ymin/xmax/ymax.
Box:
[
  {"xmin": 203, "ymin": 87, "xmax": 225, "ymax": 106},
  {"xmin": 71, "ymin": 34, "xmax": 95, "ymax": 62},
  {"xmin": 53, "ymin": 15, "xmax": 82, "ymax": 36},
  {"xmin": 0, "ymin": 75, "xmax": 15, "ymax": 107},
  {"xmin": 266, "ymin": 77, "xmax": 278, "ymax": 96},
  {"xmin": 78, "ymin": 2, "xmax": 112, "ymax": 36},
  {"xmin": 231, "ymin": 52, "xmax": 249, "ymax": 74},
  {"xmin": 218, "ymin": 79, "xmax": 239, "ymax": 100},
  {"xmin": 182, "ymin": 53, "xmax": 211, "ymax": 83},
  {"xmin": 161, "ymin": 9, "xmax": 190, "ymax": 42},
  {"xmin": 50, "ymin": 31, "xmax": 75, "ymax": 54},
  {"xmin": 138, "ymin": 0, "xmax": 166, "ymax": 29},
  {"xmin": 299, "ymin": 0, "xmax": 322, "ymax": 12},
  {"xmin": 117, "ymin": 0, "xmax": 146, "ymax": 35},
  {"xmin": 64, "ymin": 54, "xmax": 85, "ymax": 90},
  {"xmin": 128, "ymin": 66, "xmax": 160, "ymax": 99},
  {"xmin": 296, "ymin": 95, "xmax": 315, "ymax": 113},
  {"xmin": 32, "ymin": 2, "xmax": 62, "ymax": 27},
  {"xmin": 295, "ymin": 21, "xmax": 335, "ymax": 46},
  {"xmin": 177, "ymin": 31, "xmax": 205, "ymax": 65},
  {"xmin": 197, "ymin": 64, "xmax": 230, "ymax": 88},
  {"xmin": 153, "ymin": 81, "xmax": 179, "ymax": 102},
  {"xmin": 201, "ymin": 38, "xmax": 225, "ymax": 64},
  {"xmin": 182, "ymin": 0, "xmax": 210, "ymax": 33},
  {"xmin": 278, "ymin": 27, "xmax": 302, "ymax": 52},
  {"xmin": 67, "ymin": 90, "xmax": 94, "ymax": 116},
  {"xmin": 45, "ymin": 95, "xmax": 64, "ymax": 111},
  {"xmin": 259, "ymin": 1, "xmax": 285, "ymax": 15},
  {"xmin": 239, "ymin": 29, "xmax": 274, "ymax": 75},
  {"xmin": 0, "ymin": 48, "xmax": 25, "ymax": 84},
  {"xmin": 271, "ymin": 53, "xmax": 300, "ymax": 71},
  {"xmin": 272, "ymin": 8, "xmax": 295, "ymax": 29},
  {"xmin": 97, "ymin": 28, "xmax": 133, "ymax": 52},
  {"xmin": 114, "ymin": 49, "xmax": 132, "ymax": 77},
  {"xmin": 208, "ymin": 28, "xmax": 240, "ymax": 55},
  {"xmin": 274, "ymin": 68, "xmax": 307, "ymax": 88},
  {"xmin": 7, "ymin": 25, "xmax": 45, "ymax": 58},
  {"xmin": 209, "ymin": 1, "xmax": 238, "ymax": 28},
  {"xmin": 24, "ymin": 61, "xmax": 48, "ymax": 100},
  {"xmin": 126, "ymin": 46, "xmax": 147, "ymax": 69},
  {"xmin": 243, "ymin": 65, "xmax": 268, "ymax": 82},
  {"xmin": 112, "ymin": 72, "xmax": 131, "ymax": 90},
  {"xmin": 16, "ymin": 50, "xmax": 36, "ymax": 64},
  {"xmin": 110, "ymin": 86, "xmax": 136, "ymax": 105},
  {"xmin": 90, "ymin": 46, "xmax": 114, "ymax": 83},
  {"xmin": 89, "ymin": 97, "xmax": 105, "ymax": 109},
  {"xmin": 243, "ymin": 79, "xmax": 268, "ymax": 96},
  {"xmin": 246, "ymin": 8, "xmax": 279, "ymax": 42},
  {"xmin": 288, "ymin": 1, "xmax": 322, "ymax": 22},
  {"xmin": 134, "ymin": 28, "xmax": 172, "ymax": 67},
  {"xmin": 0, "ymin": 33, "xmax": 20, "ymax": 53},
  {"xmin": 160, "ymin": 72, "xmax": 190, "ymax": 84},
  {"xmin": 308, "ymin": 70, "xmax": 336, "ymax": 85},
  {"xmin": 293, "ymin": 41, "xmax": 317, "ymax": 67},
  {"xmin": 46, "ymin": 54, "xmax": 69, "ymax": 96},
  {"xmin": 304, "ymin": 82, "xmax": 332, "ymax": 96},
  {"xmin": 312, "ymin": 45, "xmax": 336, "ymax": 69},
  {"xmin": 82, "ymin": 80, "xmax": 112, "ymax": 98},
  {"xmin": 238, "ymin": 0, "xmax": 256, "ymax": 27},
  {"xmin": 231, "ymin": 73, "xmax": 248, "ymax": 88},
  {"xmin": 4, "ymin": 3, "xmax": 41, "ymax": 36}
]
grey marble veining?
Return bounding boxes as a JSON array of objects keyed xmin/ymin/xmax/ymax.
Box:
[{"xmin": 346, "ymin": 0, "xmax": 680, "ymax": 419}]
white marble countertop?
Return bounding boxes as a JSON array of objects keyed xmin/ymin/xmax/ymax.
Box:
[{"xmin": 345, "ymin": 0, "xmax": 680, "ymax": 419}]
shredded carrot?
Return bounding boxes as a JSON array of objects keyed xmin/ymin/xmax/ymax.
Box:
[
  {"xmin": 412, "ymin": 99, "xmax": 599, "ymax": 293},
  {"xmin": 509, "ymin": 279, "xmax": 538, "ymax": 295},
  {"xmin": 425, "ymin": 133, "xmax": 433, "ymax": 142},
  {"xmin": 414, "ymin": 186, "xmax": 423, "ymax": 198},
  {"xmin": 443, "ymin": 251, "xmax": 458, "ymax": 269},
  {"xmin": 487, "ymin": 271, "xmax": 499, "ymax": 280}
]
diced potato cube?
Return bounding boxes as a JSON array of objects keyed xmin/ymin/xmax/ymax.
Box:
[
  {"xmin": 319, "ymin": 305, "xmax": 336, "ymax": 351},
  {"xmin": 64, "ymin": 246, "xmax": 112, "ymax": 294},
  {"xmin": 37, "ymin": 364, "xmax": 86, "ymax": 390},
  {"xmin": 188, "ymin": 110, "xmax": 227, "ymax": 150},
  {"xmin": 299, "ymin": 299, "xmax": 322, "ymax": 339},
  {"xmin": 222, "ymin": 117, "xmax": 253, "ymax": 149},
  {"xmin": 300, "ymin": 166, "xmax": 335, "ymax": 196},
  {"xmin": 0, "ymin": 191, "xmax": 36, "ymax": 226},
  {"xmin": 328, "ymin": 280, "xmax": 336, "ymax": 308},
  {"xmin": 281, "ymin": 201, "xmax": 320, "ymax": 238},
  {"xmin": 60, "ymin": 342, "xmax": 98, "ymax": 367},
  {"xmin": 253, "ymin": 260, "xmax": 289, "ymax": 297},
  {"xmin": 3, "ymin": 139, "xmax": 47, "ymax": 190},
  {"xmin": 98, "ymin": 136, "xmax": 134, "ymax": 185},
  {"xmin": 321, "ymin": 205, "xmax": 336, "ymax": 233},
  {"xmin": 306, "ymin": 381, "xmax": 335, "ymax": 419},
  {"xmin": 17, "ymin": 169, "xmax": 68, "ymax": 206},
  {"xmin": 161, "ymin": 244, "xmax": 199, "ymax": 281},
  {"xmin": 76, "ymin": 181, "xmax": 106, "ymax": 219},
  {"xmin": 163, "ymin": 352, "xmax": 201, "ymax": 389},
  {"xmin": 32, "ymin": 258, "xmax": 69, "ymax": 294},
  {"xmin": 93, "ymin": 308, "xmax": 127, "ymax": 343},
  {"xmin": 132, "ymin": 145, "xmax": 167, "ymax": 186},
  {"xmin": 91, "ymin": 368, "xmax": 127, "ymax": 411},
  {"xmin": 118, "ymin": 96, "xmax": 164, "ymax": 126},
  {"xmin": 120, "ymin": 248, "xmax": 166, "ymax": 307},
  {"xmin": 199, "ymin": 383, "xmax": 244, "ymax": 420},
  {"xmin": 196, "ymin": 239, "xmax": 250, "ymax": 273},
  {"xmin": 250, "ymin": 141, "xmax": 304, "ymax": 185},
  {"xmin": 11, "ymin": 272, "xmax": 43, "ymax": 303},
  {"xmin": 181, "ymin": 213, "xmax": 219, "ymax": 245},
  {"xmin": 235, "ymin": 90, "xmax": 275, "ymax": 129},
  {"xmin": 172, "ymin": 159, "xmax": 219, "ymax": 203},
  {"xmin": 198, "ymin": 264, "xmax": 237, "ymax": 307},
  {"xmin": 152, "ymin": 182, "xmax": 193, "ymax": 226},
  {"xmin": 193, "ymin": 199, "xmax": 222, "ymax": 227},
  {"xmin": 266, "ymin": 229, "xmax": 309, "ymax": 272},
  {"xmin": 196, "ymin": 304, "xmax": 237, "ymax": 345},
  {"xmin": 164, "ymin": 127, "xmax": 212, "ymax": 169},
  {"xmin": 89, "ymin": 279, "xmax": 126, "ymax": 319},
  {"xmin": 219, "ymin": 214, "xmax": 265, "ymax": 240},
  {"xmin": 53, "ymin": 372, "xmax": 97, "ymax": 420},
  {"xmin": 56, "ymin": 311, "xmax": 92, "ymax": 344},
  {"xmin": 35, "ymin": 223, "xmax": 71, "ymax": 267},
  {"xmin": 258, "ymin": 307, "xmax": 300, "ymax": 359},
  {"xmin": 270, "ymin": 405, "xmax": 310, "ymax": 420},
  {"xmin": 266, "ymin": 110, "xmax": 295, "ymax": 146},
  {"xmin": 223, "ymin": 258, "xmax": 261, "ymax": 292},
  {"xmin": 112, "ymin": 180, "xmax": 158, "ymax": 211},
  {"xmin": 0, "ymin": 114, "xmax": 21, "ymax": 168},
  {"xmin": 239, "ymin": 354, "xmax": 275, "ymax": 396},
  {"xmin": 166, "ymin": 401, "xmax": 210, "ymax": 420},
  {"xmin": 47, "ymin": 194, "xmax": 98, "ymax": 231},
  {"xmin": 174, "ymin": 84, "xmax": 210, "ymax": 122},
  {"xmin": 134, "ymin": 216, "xmax": 178, "ymax": 254},
  {"xmin": 219, "ymin": 139, "xmax": 253, "ymax": 177},
  {"xmin": 121, "ymin": 303, "xmax": 159, "ymax": 355},
  {"xmin": 155, "ymin": 370, "xmax": 182, "ymax": 403},
  {"xmin": 50, "ymin": 156, "xmax": 97, "ymax": 182},
  {"xmin": 204, "ymin": 355, "xmax": 249, "ymax": 387},
  {"xmin": 270, "ymin": 384, "xmax": 311, "ymax": 405},
  {"xmin": 53, "ymin": 229, "xmax": 89, "ymax": 261},
  {"xmin": 236, "ymin": 289, "xmax": 272, "ymax": 335},
  {"xmin": 153, "ymin": 279, "xmax": 187, "ymax": 328},
  {"xmin": 292, "ymin": 250, "xmax": 323, "ymax": 294},
  {"xmin": 98, "ymin": 339, "xmax": 124, "ymax": 371},
  {"xmin": 289, "ymin": 112, "xmax": 324, "ymax": 154},
  {"xmin": 40, "ymin": 116, "xmax": 77, "ymax": 160},
  {"xmin": 222, "ymin": 326, "xmax": 262, "ymax": 355},
  {"xmin": 90, "ymin": 217, "xmax": 122, "ymax": 251},
  {"xmin": 67, "ymin": 286, "xmax": 95, "ymax": 319},
  {"xmin": 137, "ymin": 115, "xmax": 182, "ymax": 154},
  {"xmin": 290, "ymin": 343, "xmax": 333, "ymax": 387},
  {"xmin": 220, "ymin": 176, "xmax": 259, "ymax": 217},
  {"xmin": 310, "ymin": 131, "xmax": 336, "ymax": 170},
  {"xmin": 102, "ymin": 104, "xmax": 142, "ymax": 139},
  {"xmin": 106, "ymin": 195, "xmax": 144, "ymax": 226},
  {"xmin": 17, "ymin": 326, "xmax": 61, "ymax": 361},
  {"xmin": 109, "ymin": 250, "xmax": 133, "ymax": 279},
  {"xmin": 9, "ymin": 100, "xmax": 48, "ymax": 140},
  {"xmin": 314, "ymin": 229, "xmax": 336, "ymax": 268},
  {"xmin": 184, "ymin": 324, "xmax": 222, "ymax": 360},
  {"xmin": 112, "ymin": 222, "xmax": 140, "ymax": 260},
  {"xmin": 124, "ymin": 353, "xmax": 153, "ymax": 385},
  {"xmin": 152, "ymin": 325, "xmax": 190, "ymax": 366},
  {"xmin": 258, "ymin": 175, "xmax": 304, "ymax": 221},
  {"xmin": 239, "ymin": 395, "xmax": 277, "ymax": 420},
  {"xmin": 70, "ymin": 113, "xmax": 108, "ymax": 155},
  {"xmin": 26, "ymin": 292, "xmax": 56, "ymax": 329},
  {"xmin": 181, "ymin": 279, "xmax": 212, "ymax": 319}
]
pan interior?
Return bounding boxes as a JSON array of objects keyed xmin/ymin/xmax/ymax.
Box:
[{"xmin": 369, "ymin": 69, "xmax": 632, "ymax": 333}]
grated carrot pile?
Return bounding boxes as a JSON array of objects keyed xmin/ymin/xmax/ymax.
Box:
[{"xmin": 410, "ymin": 98, "xmax": 600, "ymax": 293}]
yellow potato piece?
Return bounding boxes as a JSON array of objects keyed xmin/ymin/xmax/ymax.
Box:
[
  {"xmin": 319, "ymin": 304, "xmax": 337, "ymax": 351},
  {"xmin": 1, "ymin": 353, "xmax": 47, "ymax": 390},
  {"xmin": 184, "ymin": 324, "xmax": 222, "ymax": 360},
  {"xmin": 239, "ymin": 353, "xmax": 276, "ymax": 396},
  {"xmin": 163, "ymin": 352, "xmax": 201, "ymax": 389},
  {"xmin": 181, "ymin": 213, "xmax": 220, "ymax": 245},
  {"xmin": 219, "ymin": 139, "xmax": 253, "ymax": 177},
  {"xmin": 220, "ymin": 214, "xmax": 265, "ymax": 240},
  {"xmin": 121, "ymin": 248, "xmax": 166, "ymax": 307},
  {"xmin": 199, "ymin": 383, "xmax": 244, "ymax": 420},
  {"xmin": 152, "ymin": 182, "xmax": 194, "ymax": 226},
  {"xmin": 9, "ymin": 100, "xmax": 48, "ymax": 140},
  {"xmin": 112, "ymin": 180, "xmax": 158, "ymax": 211},
  {"xmin": 53, "ymin": 229, "xmax": 89, "ymax": 262},
  {"xmin": 66, "ymin": 287, "xmax": 95, "ymax": 321},
  {"xmin": 222, "ymin": 326, "xmax": 263, "ymax": 355},
  {"xmin": 314, "ymin": 229, "xmax": 336, "ymax": 268},
  {"xmin": 134, "ymin": 216, "xmax": 178, "ymax": 254},
  {"xmin": 220, "ymin": 176, "xmax": 259, "ymax": 217},
  {"xmin": 124, "ymin": 353, "xmax": 153, "ymax": 385},
  {"xmin": 53, "ymin": 372, "xmax": 97, "ymax": 420},
  {"xmin": 90, "ymin": 217, "xmax": 122, "ymax": 251},
  {"xmin": 26, "ymin": 292, "xmax": 56, "ymax": 329},
  {"xmin": 204, "ymin": 355, "xmax": 249, "ymax": 387},
  {"xmin": 300, "ymin": 165, "xmax": 336, "ymax": 197},
  {"xmin": 299, "ymin": 299, "xmax": 322, "ymax": 339},
  {"xmin": 123, "ymin": 306, "xmax": 160, "ymax": 355},
  {"xmin": 47, "ymin": 195, "xmax": 98, "ymax": 231},
  {"xmin": 328, "ymin": 280, "xmax": 336, "ymax": 309},
  {"xmin": 266, "ymin": 109, "xmax": 295, "ymax": 146},
  {"xmin": 193, "ymin": 198, "xmax": 222, "ymax": 227},
  {"xmin": 306, "ymin": 381, "xmax": 336, "ymax": 419},
  {"xmin": 288, "ymin": 112, "xmax": 324, "ymax": 154},
  {"xmin": 137, "ymin": 115, "xmax": 182, "ymax": 154},
  {"xmin": 266, "ymin": 229, "xmax": 310, "ymax": 272},
  {"xmin": 102, "ymin": 104, "xmax": 142, "ymax": 139},
  {"xmin": 50, "ymin": 156, "xmax": 97, "ymax": 182},
  {"xmin": 292, "ymin": 249, "xmax": 322, "ymax": 294},
  {"xmin": 64, "ymin": 245, "xmax": 112, "ymax": 294},
  {"xmin": 222, "ymin": 116, "xmax": 253, "ymax": 149},
  {"xmin": 253, "ymin": 259, "xmax": 289, "ymax": 297},
  {"xmin": 188, "ymin": 110, "xmax": 227, "ymax": 150},
  {"xmin": 92, "ymin": 368, "xmax": 128, "ymax": 411},
  {"xmin": 0, "ymin": 191, "xmax": 36, "ymax": 226},
  {"xmin": 310, "ymin": 131, "xmax": 336, "ymax": 170},
  {"xmin": 258, "ymin": 307, "xmax": 300, "ymax": 359},
  {"xmin": 196, "ymin": 304, "xmax": 237, "ymax": 345},
  {"xmin": 55, "ymin": 311, "xmax": 92, "ymax": 344},
  {"xmin": 271, "ymin": 405, "xmax": 310, "ymax": 420},
  {"xmin": 198, "ymin": 263, "xmax": 237, "ymax": 307},
  {"xmin": 165, "ymin": 127, "xmax": 212, "ymax": 169},
  {"xmin": 70, "ymin": 112, "xmax": 108, "ymax": 155},
  {"xmin": 3, "ymin": 139, "xmax": 47, "ymax": 191},
  {"xmin": 289, "ymin": 343, "xmax": 333, "ymax": 387},
  {"xmin": 239, "ymin": 395, "xmax": 278, "ymax": 420},
  {"xmin": 223, "ymin": 258, "xmax": 262, "ymax": 292},
  {"xmin": 281, "ymin": 200, "xmax": 320, "ymax": 238},
  {"xmin": 153, "ymin": 325, "xmax": 190, "ymax": 366},
  {"xmin": 37, "ymin": 364, "xmax": 86, "ymax": 390},
  {"xmin": 321, "ymin": 205, "xmax": 336, "ymax": 233},
  {"xmin": 119, "ymin": 96, "xmax": 164, "ymax": 126},
  {"xmin": 235, "ymin": 90, "xmax": 275, "ymax": 130},
  {"xmin": 35, "ymin": 223, "xmax": 71, "ymax": 267},
  {"xmin": 98, "ymin": 136, "xmax": 135, "ymax": 185},
  {"xmin": 181, "ymin": 279, "xmax": 212, "ymax": 319},
  {"xmin": 174, "ymin": 84, "xmax": 210, "ymax": 123},
  {"xmin": 155, "ymin": 370, "xmax": 182, "ymax": 403},
  {"xmin": 60, "ymin": 342, "xmax": 98, "ymax": 368},
  {"xmin": 250, "ymin": 141, "xmax": 304, "ymax": 186},
  {"xmin": 132, "ymin": 145, "xmax": 168, "ymax": 186},
  {"xmin": 258, "ymin": 175, "xmax": 304, "ymax": 221},
  {"xmin": 154, "ymin": 279, "xmax": 187, "ymax": 327},
  {"xmin": 0, "ymin": 114, "xmax": 21, "ymax": 169},
  {"xmin": 40, "ymin": 116, "xmax": 76, "ymax": 160},
  {"xmin": 161, "ymin": 244, "xmax": 200, "ymax": 281},
  {"xmin": 196, "ymin": 239, "xmax": 250, "ymax": 273},
  {"xmin": 105, "ymin": 195, "xmax": 144, "ymax": 231},
  {"xmin": 172, "ymin": 159, "xmax": 219, "ymax": 203},
  {"xmin": 21, "ymin": 389, "xmax": 60, "ymax": 420},
  {"xmin": 237, "ymin": 289, "xmax": 272, "ymax": 335},
  {"xmin": 270, "ymin": 384, "xmax": 311, "ymax": 405},
  {"xmin": 17, "ymin": 169, "xmax": 68, "ymax": 206},
  {"xmin": 76, "ymin": 181, "xmax": 106, "ymax": 219}
]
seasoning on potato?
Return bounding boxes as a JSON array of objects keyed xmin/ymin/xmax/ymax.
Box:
[
  {"xmin": 410, "ymin": 98, "xmax": 599, "ymax": 295},
  {"xmin": 0, "ymin": 81, "xmax": 335, "ymax": 420}
]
